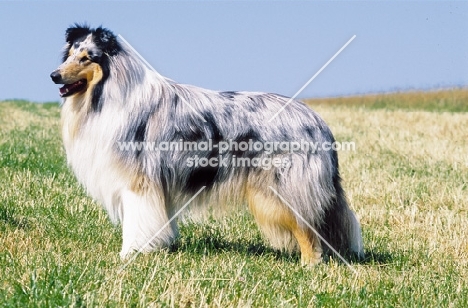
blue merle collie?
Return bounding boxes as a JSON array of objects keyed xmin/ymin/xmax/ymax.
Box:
[{"xmin": 50, "ymin": 24, "xmax": 363, "ymax": 265}]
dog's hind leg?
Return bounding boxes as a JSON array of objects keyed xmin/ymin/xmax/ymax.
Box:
[
  {"xmin": 118, "ymin": 188, "xmax": 177, "ymax": 259},
  {"xmin": 246, "ymin": 187, "xmax": 322, "ymax": 266}
]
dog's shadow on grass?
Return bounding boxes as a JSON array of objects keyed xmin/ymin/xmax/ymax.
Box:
[
  {"xmin": 170, "ymin": 224, "xmax": 395, "ymax": 266},
  {"xmin": 356, "ymin": 250, "xmax": 394, "ymax": 265},
  {"xmin": 171, "ymin": 230, "xmax": 285, "ymax": 258},
  {"xmin": 171, "ymin": 224, "xmax": 300, "ymax": 263},
  {"xmin": 319, "ymin": 249, "xmax": 395, "ymax": 266}
]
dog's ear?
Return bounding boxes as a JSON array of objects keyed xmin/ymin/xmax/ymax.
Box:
[
  {"xmin": 93, "ymin": 27, "xmax": 121, "ymax": 56},
  {"xmin": 65, "ymin": 23, "xmax": 91, "ymax": 44}
]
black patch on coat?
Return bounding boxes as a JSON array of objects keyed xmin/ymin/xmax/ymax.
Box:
[
  {"xmin": 93, "ymin": 27, "xmax": 122, "ymax": 56},
  {"xmin": 219, "ymin": 91, "xmax": 240, "ymax": 100},
  {"xmin": 180, "ymin": 110, "xmax": 225, "ymax": 193},
  {"xmin": 90, "ymin": 56, "xmax": 110, "ymax": 113}
]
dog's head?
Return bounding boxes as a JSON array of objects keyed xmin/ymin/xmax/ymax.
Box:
[{"xmin": 50, "ymin": 24, "xmax": 121, "ymax": 97}]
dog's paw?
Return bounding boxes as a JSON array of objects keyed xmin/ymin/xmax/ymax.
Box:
[
  {"xmin": 301, "ymin": 251, "xmax": 322, "ymax": 267},
  {"xmin": 119, "ymin": 246, "xmax": 137, "ymax": 260}
]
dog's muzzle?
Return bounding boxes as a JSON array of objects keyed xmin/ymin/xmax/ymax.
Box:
[{"xmin": 50, "ymin": 70, "xmax": 87, "ymax": 97}]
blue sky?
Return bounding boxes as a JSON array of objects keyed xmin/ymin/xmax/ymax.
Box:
[{"xmin": 0, "ymin": 1, "xmax": 466, "ymax": 103}]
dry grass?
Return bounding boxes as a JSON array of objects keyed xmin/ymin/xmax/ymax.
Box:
[
  {"xmin": 306, "ymin": 87, "xmax": 468, "ymax": 112},
  {"xmin": 315, "ymin": 104, "xmax": 468, "ymax": 259},
  {"xmin": 1, "ymin": 90, "xmax": 467, "ymax": 306}
]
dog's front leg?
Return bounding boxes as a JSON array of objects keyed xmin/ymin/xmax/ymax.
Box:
[{"xmin": 119, "ymin": 189, "xmax": 177, "ymax": 259}]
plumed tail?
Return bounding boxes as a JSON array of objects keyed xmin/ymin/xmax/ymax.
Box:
[{"xmin": 319, "ymin": 176, "xmax": 364, "ymax": 259}]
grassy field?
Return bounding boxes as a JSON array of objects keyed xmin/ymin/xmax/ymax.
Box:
[{"xmin": 1, "ymin": 89, "xmax": 467, "ymax": 307}]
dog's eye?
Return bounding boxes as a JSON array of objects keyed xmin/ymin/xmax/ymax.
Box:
[{"xmin": 80, "ymin": 56, "xmax": 90, "ymax": 63}]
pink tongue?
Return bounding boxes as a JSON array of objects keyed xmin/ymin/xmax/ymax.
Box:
[
  {"xmin": 59, "ymin": 85, "xmax": 69, "ymax": 96},
  {"xmin": 59, "ymin": 80, "xmax": 84, "ymax": 96}
]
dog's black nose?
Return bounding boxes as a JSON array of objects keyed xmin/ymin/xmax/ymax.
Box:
[{"xmin": 50, "ymin": 71, "xmax": 62, "ymax": 83}]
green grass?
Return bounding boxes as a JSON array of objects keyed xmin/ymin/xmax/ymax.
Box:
[{"xmin": 1, "ymin": 90, "xmax": 467, "ymax": 307}]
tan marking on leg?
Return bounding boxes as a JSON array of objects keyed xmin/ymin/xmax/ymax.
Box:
[
  {"xmin": 290, "ymin": 222, "xmax": 322, "ymax": 266},
  {"xmin": 246, "ymin": 187, "xmax": 322, "ymax": 265}
]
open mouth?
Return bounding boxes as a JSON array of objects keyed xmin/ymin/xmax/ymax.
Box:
[{"xmin": 59, "ymin": 79, "xmax": 87, "ymax": 97}]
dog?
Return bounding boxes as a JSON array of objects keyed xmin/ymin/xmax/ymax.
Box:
[{"xmin": 50, "ymin": 24, "xmax": 363, "ymax": 265}]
